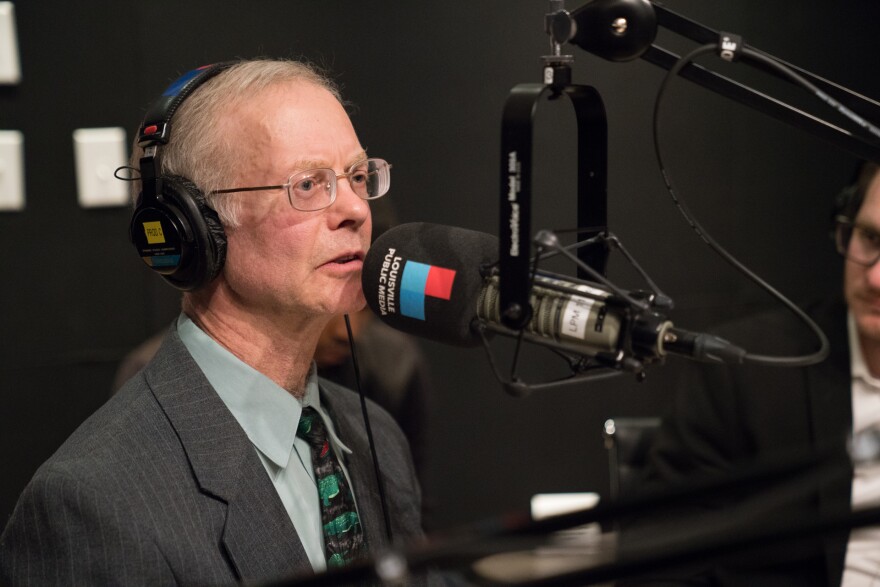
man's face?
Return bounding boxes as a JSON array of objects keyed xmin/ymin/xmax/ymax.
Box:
[
  {"xmin": 845, "ymin": 172, "xmax": 880, "ymax": 344},
  {"xmin": 218, "ymin": 80, "xmax": 372, "ymax": 321}
]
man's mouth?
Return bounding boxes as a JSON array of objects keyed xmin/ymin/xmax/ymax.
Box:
[{"xmin": 856, "ymin": 295, "xmax": 880, "ymax": 311}]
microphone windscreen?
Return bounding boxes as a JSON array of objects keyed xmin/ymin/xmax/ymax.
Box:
[{"xmin": 362, "ymin": 222, "xmax": 498, "ymax": 346}]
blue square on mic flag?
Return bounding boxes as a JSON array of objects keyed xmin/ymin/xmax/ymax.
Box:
[
  {"xmin": 400, "ymin": 261, "xmax": 456, "ymax": 320},
  {"xmin": 401, "ymin": 262, "xmax": 431, "ymax": 320}
]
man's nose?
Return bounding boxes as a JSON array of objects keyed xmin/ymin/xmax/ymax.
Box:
[{"xmin": 865, "ymin": 258, "xmax": 880, "ymax": 289}]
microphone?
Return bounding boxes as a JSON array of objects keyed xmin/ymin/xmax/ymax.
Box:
[{"xmin": 362, "ymin": 222, "xmax": 746, "ymax": 365}]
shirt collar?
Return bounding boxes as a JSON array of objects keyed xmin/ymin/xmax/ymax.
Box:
[
  {"xmin": 176, "ymin": 314, "xmax": 352, "ymax": 467},
  {"xmin": 177, "ymin": 313, "xmax": 316, "ymax": 468}
]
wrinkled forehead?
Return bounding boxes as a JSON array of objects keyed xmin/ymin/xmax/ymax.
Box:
[
  {"xmin": 218, "ymin": 78, "xmax": 344, "ymax": 124},
  {"xmin": 220, "ymin": 80, "xmax": 361, "ymax": 181}
]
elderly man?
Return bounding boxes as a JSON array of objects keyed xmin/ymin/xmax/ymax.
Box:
[
  {"xmin": 622, "ymin": 162, "xmax": 880, "ymax": 586},
  {"xmin": 0, "ymin": 59, "xmax": 432, "ymax": 585}
]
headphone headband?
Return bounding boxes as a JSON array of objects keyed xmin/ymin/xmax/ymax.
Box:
[
  {"xmin": 139, "ymin": 62, "xmax": 237, "ymax": 148},
  {"xmin": 129, "ymin": 61, "xmax": 236, "ymax": 291}
]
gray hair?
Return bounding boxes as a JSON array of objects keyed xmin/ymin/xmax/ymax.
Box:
[{"xmin": 130, "ymin": 58, "xmax": 343, "ymax": 226}]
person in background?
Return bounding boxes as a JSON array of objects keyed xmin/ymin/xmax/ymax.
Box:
[
  {"xmin": 1, "ymin": 58, "xmax": 440, "ymax": 586},
  {"xmin": 620, "ymin": 161, "xmax": 880, "ymax": 586}
]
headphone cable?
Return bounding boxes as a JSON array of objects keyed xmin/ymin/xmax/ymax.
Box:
[
  {"xmin": 344, "ymin": 314, "xmax": 395, "ymax": 543},
  {"xmin": 652, "ymin": 43, "xmax": 831, "ymax": 367}
]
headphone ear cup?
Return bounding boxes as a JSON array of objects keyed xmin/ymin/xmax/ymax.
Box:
[
  {"xmin": 129, "ymin": 175, "xmax": 227, "ymax": 291},
  {"xmin": 195, "ymin": 186, "xmax": 228, "ymax": 283},
  {"xmin": 161, "ymin": 175, "xmax": 227, "ymax": 290}
]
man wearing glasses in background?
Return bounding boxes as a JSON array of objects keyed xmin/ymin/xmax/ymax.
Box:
[
  {"xmin": 0, "ymin": 59, "xmax": 438, "ymax": 586},
  {"xmin": 621, "ymin": 161, "xmax": 880, "ymax": 586}
]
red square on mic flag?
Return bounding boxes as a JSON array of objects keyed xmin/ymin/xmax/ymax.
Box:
[{"xmin": 425, "ymin": 266, "xmax": 456, "ymax": 300}]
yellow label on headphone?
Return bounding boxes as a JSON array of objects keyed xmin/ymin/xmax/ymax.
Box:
[{"xmin": 143, "ymin": 221, "xmax": 166, "ymax": 244}]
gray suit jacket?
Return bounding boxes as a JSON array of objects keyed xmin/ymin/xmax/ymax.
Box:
[{"xmin": 0, "ymin": 324, "xmax": 429, "ymax": 586}]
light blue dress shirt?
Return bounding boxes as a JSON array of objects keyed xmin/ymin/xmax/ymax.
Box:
[{"xmin": 177, "ymin": 313, "xmax": 356, "ymax": 573}]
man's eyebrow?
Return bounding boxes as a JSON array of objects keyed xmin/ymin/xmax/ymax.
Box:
[
  {"xmin": 857, "ymin": 221, "xmax": 880, "ymax": 234},
  {"xmin": 286, "ymin": 151, "xmax": 368, "ymax": 174},
  {"xmin": 287, "ymin": 159, "xmax": 327, "ymax": 173},
  {"xmin": 346, "ymin": 151, "xmax": 368, "ymax": 167}
]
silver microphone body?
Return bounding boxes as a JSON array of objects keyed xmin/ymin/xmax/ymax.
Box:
[{"xmin": 476, "ymin": 273, "xmax": 624, "ymax": 355}]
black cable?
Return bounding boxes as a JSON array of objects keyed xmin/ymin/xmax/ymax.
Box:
[
  {"xmin": 344, "ymin": 313, "xmax": 394, "ymax": 543},
  {"xmin": 738, "ymin": 46, "xmax": 880, "ymax": 141},
  {"xmin": 652, "ymin": 43, "xmax": 830, "ymax": 367}
]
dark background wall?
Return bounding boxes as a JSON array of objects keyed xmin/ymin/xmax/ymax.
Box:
[{"xmin": 2, "ymin": 0, "xmax": 878, "ymax": 533}]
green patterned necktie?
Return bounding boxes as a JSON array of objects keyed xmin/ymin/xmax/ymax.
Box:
[{"xmin": 296, "ymin": 407, "xmax": 367, "ymax": 568}]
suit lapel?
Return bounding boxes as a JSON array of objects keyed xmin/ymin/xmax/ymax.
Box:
[
  {"xmin": 804, "ymin": 300, "xmax": 852, "ymax": 586},
  {"xmin": 221, "ymin": 462, "xmax": 310, "ymax": 582},
  {"xmin": 145, "ymin": 325, "xmax": 311, "ymax": 583},
  {"xmin": 805, "ymin": 300, "xmax": 852, "ymax": 481},
  {"xmin": 321, "ymin": 388, "xmax": 390, "ymax": 553}
]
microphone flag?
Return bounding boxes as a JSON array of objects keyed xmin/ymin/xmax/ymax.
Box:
[{"xmin": 401, "ymin": 262, "xmax": 456, "ymax": 320}]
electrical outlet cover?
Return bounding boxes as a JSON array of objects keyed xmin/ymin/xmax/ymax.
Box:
[
  {"xmin": 0, "ymin": 2, "xmax": 21, "ymax": 85},
  {"xmin": 73, "ymin": 127, "xmax": 129, "ymax": 208},
  {"xmin": 0, "ymin": 129, "xmax": 24, "ymax": 211}
]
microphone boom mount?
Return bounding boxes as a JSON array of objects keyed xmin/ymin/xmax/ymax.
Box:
[
  {"xmin": 499, "ymin": 1, "xmax": 613, "ymax": 331},
  {"xmin": 495, "ymin": 0, "xmax": 878, "ymax": 391}
]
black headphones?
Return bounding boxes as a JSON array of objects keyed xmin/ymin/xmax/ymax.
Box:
[
  {"xmin": 129, "ymin": 62, "xmax": 236, "ymax": 291},
  {"xmin": 833, "ymin": 183, "xmax": 860, "ymax": 221},
  {"xmin": 831, "ymin": 160, "xmax": 880, "ymax": 222}
]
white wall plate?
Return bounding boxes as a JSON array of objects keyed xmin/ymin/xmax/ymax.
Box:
[
  {"xmin": 73, "ymin": 127, "xmax": 129, "ymax": 208},
  {"xmin": 0, "ymin": 129, "xmax": 24, "ymax": 211}
]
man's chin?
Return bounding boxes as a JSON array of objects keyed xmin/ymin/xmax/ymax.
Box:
[
  {"xmin": 855, "ymin": 312, "xmax": 880, "ymax": 344},
  {"xmin": 349, "ymin": 293, "xmax": 367, "ymax": 313}
]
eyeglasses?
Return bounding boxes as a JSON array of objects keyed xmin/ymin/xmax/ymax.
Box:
[
  {"xmin": 835, "ymin": 216, "xmax": 880, "ymax": 266},
  {"xmin": 211, "ymin": 158, "xmax": 391, "ymax": 211}
]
